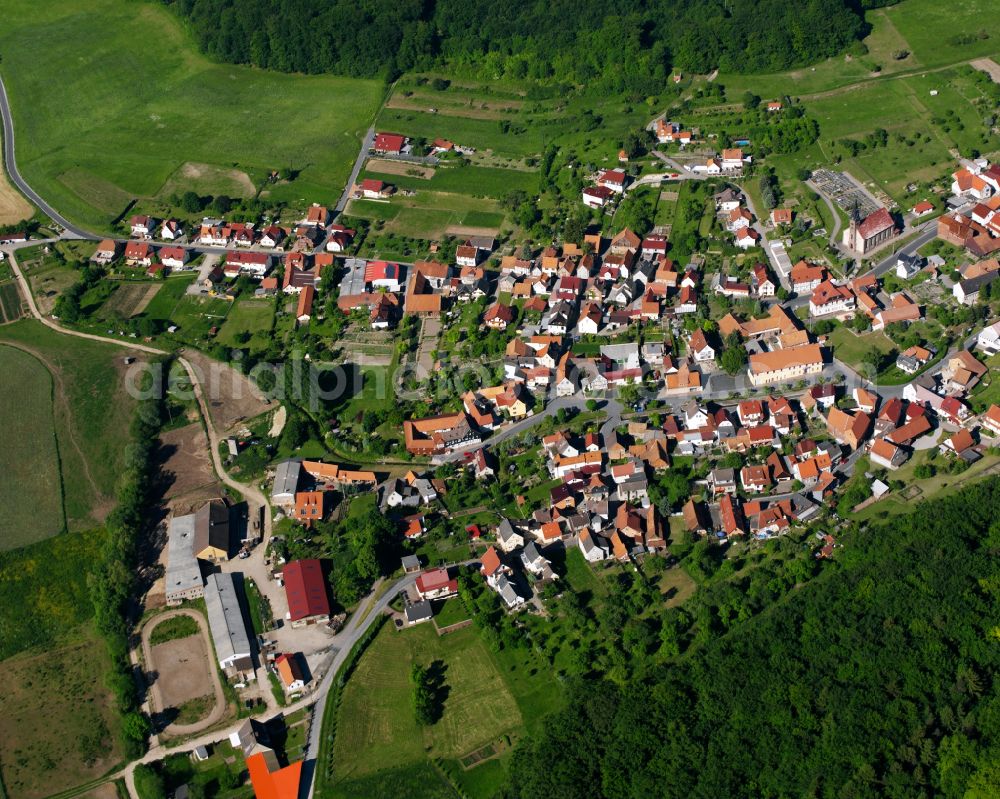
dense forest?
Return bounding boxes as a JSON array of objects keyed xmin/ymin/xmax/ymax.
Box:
[
  {"xmin": 163, "ymin": 0, "xmax": 896, "ymax": 90},
  {"xmin": 505, "ymin": 478, "xmax": 1000, "ymax": 799}
]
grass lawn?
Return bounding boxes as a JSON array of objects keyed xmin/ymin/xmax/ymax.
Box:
[
  {"xmin": 327, "ymin": 622, "xmax": 557, "ymax": 799},
  {"xmin": 215, "ymin": 298, "xmax": 275, "ymax": 351},
  {"xmin": 854, "ymin": 452, "xmax": 1000, "ymax": 520},
  {"xmin": 0, "ymin": 0, "xmax": 382, "ymax": 231},
  {"xmin": 0, "ymin": 627, "xmax": 123, "ymax": 799},
  {"xmin": 148, "ymin": 614, "xmax": 200, "ymax": 646},
  {"xmin": 160, "ymin": 740, "xmax": 254, "ymax": 799},
  {"xmin": 140, "ymin": 273, "xmax": 198, "ymax": 319},
  {"xmin": 827, "ymin": 326, "xmax": 895, "ymax": 370},
  {"xmin": 0, "ymin": 345, "xmax": 65, "ymax": 549},
  {"xmin": 0, "ymin": 320, "xmax": 139, "ymax": 530},
  {"xmin": 434, "ymin": 598, "xmax": 471, "ymax": 627}
]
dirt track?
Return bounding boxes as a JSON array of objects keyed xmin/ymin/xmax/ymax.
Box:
[{"xmin": 142, "ymin": 609, "xmax": 226, "ymax": 736}]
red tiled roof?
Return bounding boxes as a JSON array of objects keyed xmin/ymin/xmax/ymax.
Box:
[{"xmin": 283, "ymin": 559, "xmax": 330, "ymax": 621}]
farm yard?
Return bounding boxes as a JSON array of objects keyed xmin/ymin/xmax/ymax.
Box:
[
  {"xmin": 0, "ymin": 0, "xmax": 383, "ymax": 231},
  {"xmin": 0, "ymin": 630, "xmax": 123, "ymax": 799},
  {"xmin": 144, "ymin": 611, "xmax": 220, "ymax": 732}
]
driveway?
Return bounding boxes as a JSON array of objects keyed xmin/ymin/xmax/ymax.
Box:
[{"xmin": 186, "ymin": 253, "xmax": 220, "ymax": 295}]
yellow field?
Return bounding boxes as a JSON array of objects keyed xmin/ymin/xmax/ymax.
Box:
[{"xmin": 0, "ymin": 133, "xmax": 33, "ymax": 225}]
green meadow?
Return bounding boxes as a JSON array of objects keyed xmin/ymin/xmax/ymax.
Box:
[
  {"xmin": 0, "ymin": 320, "xmax": 139, "ymax": 535},
  {"xmin": 0, "ymin": 0, "xmax": 382, "ymax": 231}
]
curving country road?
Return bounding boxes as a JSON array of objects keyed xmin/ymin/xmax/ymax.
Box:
[
  {"xmin": 9, "ymin": 242, "xmax": 403, "ymax": 799},
  {"xmin": 0, "ymin": 77, "xmax": 96, "ymax": 239}
]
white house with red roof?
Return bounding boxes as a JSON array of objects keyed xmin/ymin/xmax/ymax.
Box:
[
  {"xmin": 325, "ymin": 225, "xmax": 354, "ymax": 253},
  {"xmin": 952, "ymin": 168, "xmax": 993, "ymax": 201},
  {"xmin": 129, "ymin": 214, "xmax": 155, "ymax": 238},
  {"xmin": 597, "ymin": 169, "xmax": 628, "ymax": 194},
  {"xmin": 809, "ymin": 280, "xmax": 856, "ymax": 317},
  {"xmin": 372, "ymin": 132, "xmax": 408, "ymax": 155},
  {"xmin": 415, "ymin": 568, "xmax": 458, "ymax": 600},
  {"xmin": 159, "ymin": 246, "xmax": 188, "ymax": 270},
  {"xmin": 735, "ymin": 228, "xmax": 760, "ymax": 249},
  {"xmin": 124, "ymin": 241, "xmax": 154, "ymax": 267},
  {"xmin": 364, "ymin": 261, "xmax": 401, "ymax": 291},
  {"xmin": 582, "ymin": 185, "xmax": 614, "ymax": 208},
  {"xmin": 360, "ymin": 178, "xmax": 393, "ymax": 199}
]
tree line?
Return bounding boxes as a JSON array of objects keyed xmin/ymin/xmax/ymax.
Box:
[
  {"xmin": 503, "ymin": 476, "xmax": 1000, "ymax": 798},
  {"xmin": 89, "ymin": 371, "xmax": 168, "ymax": 760},
  {"xmin": 163, "ymin": 0, "xmax": 886, "ymax": 89}
]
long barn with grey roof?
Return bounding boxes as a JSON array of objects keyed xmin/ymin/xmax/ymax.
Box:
[{"xmin": 204, "ymin": 572, "xmax": 254, "ymax": 680}]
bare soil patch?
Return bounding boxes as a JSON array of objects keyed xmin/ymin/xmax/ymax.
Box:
[
  {"xmin": 159, "ymin": 421, "xmax": 220, "ymax": 508},
  {"xmin": 182, "ymin": 348, "xmax": 272, "ymax": 434},
  {"xmin": 367, "ymin": 159, "xmax": 436, "ymax": 179},
  {"xmin": 77, "ymin": 783, "xmax": 120, "ymax": 799},
  {"xmin": 971, "ymin": 58, "xmax": 1000, "ymax": 84},
  {"xmin": 148, "ymin": 625, "xmax": 214, "ymax": 709},
  {"xmin": 159, "ymin": 161, "xmax": 256, "ymax": 199},
  {"xmin": 445, "ymin": 224, "xmax": 501, "ymax": 238}
]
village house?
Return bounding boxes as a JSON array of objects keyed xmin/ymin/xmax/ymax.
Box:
[
  {"xmin": 415, "ymin": 568, "xmax": 459, "ymax": 600},
  {"xmin": 225, "ymin": 251, "xmax": 270, "ymax": 278},
  {"xmin": 748, "ymin": 344, "xmax": 824, "ymax": 386},
  {"xmin": 129, "ymin": 214, "xmax": 155, "ymax": 238},
  {"xmin": 159, "ymin": 246, "xmax": 188, "ymax": 270},
  {"xmin": 790, "ymin": 261, "xmax": 826, "ymax": 294},
  {"xmin": 359, "ymin": 178, "xmax": 393, "ymax": 199},
  {"xmin": 123, "ymin": 240, "xmax": 154, "ymax": 267},
  {"xmin": 597, "ymin": 169, "xmax": 628, "ymax": 193},
  {"xmin": 403, "ymin": 413, "xmax": 481, "ymax": 456},
  {"xmin": 735, "ymin": 228, "xmax": 760, "ymax": 249},
  {"xmin": 688, "ymin": 328, "xmax": 715, "ymax": 362},
  {"xmin": 809, "ymin": 280, "xmax": 856, "ymax": 317},
  {"xmin": 870, "ymin": 437, "xmax": 907, "ymax": 470},
  {"xmin": 826, "ymin": 406, "xmax": 871, "ymax": 450},
  {"xmin": 372, "ymin": 132, "xmax": 408, "ymax": 155},
  {"xmin": 582, "ymin": 185, "xmax": 615, "ymax": 208},
  {"xmin": 771, "ymin": 208, "xmax": 793, "ymax": 226},
  {"xmin": 93, "ymin": 239, "xmax": 118, "ymax": 264}
]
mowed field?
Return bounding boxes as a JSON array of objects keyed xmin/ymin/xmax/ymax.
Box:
[
  {"xmin": 327, "ymin": 624, "xmax": 524, "ymax": 799},
  {"xmin": 0, "ymin": 320, "xmax": 140, "ymax": 535},
  {"xmin": 0, "ymin": 629, "xmax": 123, "ymax": 799},
  {"xmin": 0, "ymin": 346, "xmax": 64, "ymax": 549},
  {"xmin": 805, "ymin": 65, "xmax": 997, "ymax": 201},
  {"xmin": 0, "ymin": 0, "xmax": 382, "ymax": 231}
]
